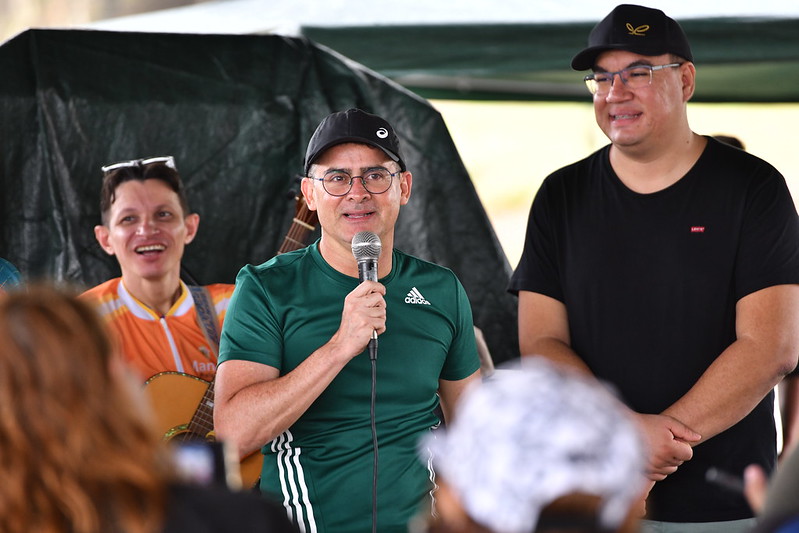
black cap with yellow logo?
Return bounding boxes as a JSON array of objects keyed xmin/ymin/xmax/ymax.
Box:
[{"xmin": 571, "ymin": 4, "xmax": 693, "ymax": 71}]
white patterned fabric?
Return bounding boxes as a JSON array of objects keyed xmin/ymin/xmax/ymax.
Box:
[{"xmin": 422, "ymin": 357, "xmax": 646, "ymax": 533}]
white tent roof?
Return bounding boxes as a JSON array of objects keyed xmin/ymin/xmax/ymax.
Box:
[{"xmin": 83, "ymin": 0, "xmax": 799, "ymax": 36}]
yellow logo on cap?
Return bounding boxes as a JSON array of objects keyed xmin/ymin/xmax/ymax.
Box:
[{"xmin": 626, "ymin": 23, "xmax": 649, "ymax": 36}]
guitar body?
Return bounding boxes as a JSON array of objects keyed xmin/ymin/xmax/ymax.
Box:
[
  {"xmin": 145, "ymin": 372, "xmax": 210, "ymax": 439},
  {"xmin": 144, "ymin": 372, "xmax": 263, "ymax": 488}
]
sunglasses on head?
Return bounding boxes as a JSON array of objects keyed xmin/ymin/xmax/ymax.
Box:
[{"xmin": 101, "ymin": 156, "xmax": 176, "ymax": 174}]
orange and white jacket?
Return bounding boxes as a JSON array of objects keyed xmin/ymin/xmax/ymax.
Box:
[{"xmin": 82, "ymin": 278, "xmax": 234, "ymax": 382}]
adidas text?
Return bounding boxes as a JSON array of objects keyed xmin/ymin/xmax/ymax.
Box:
[{"xmin": 405, "ymin": 287, "xmax": 431, "ymax": 305}]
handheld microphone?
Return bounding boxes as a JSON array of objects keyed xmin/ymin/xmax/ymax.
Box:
[{"xmin": 351, "ymin": 231, "xmax": 381, "ymax": 360}]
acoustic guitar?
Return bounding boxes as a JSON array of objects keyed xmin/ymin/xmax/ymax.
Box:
[
  {"xmin": 276, "ymin": 193, "xmax": 319, "ymax": 254},
  {"xmin": 144, "ymin": 195, "xmax": 319, "ymax": 488}
]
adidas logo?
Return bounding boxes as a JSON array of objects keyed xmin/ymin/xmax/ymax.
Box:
[{"xmin": 405, "ymin": 287, "xmax": 430, "ymax": 305}]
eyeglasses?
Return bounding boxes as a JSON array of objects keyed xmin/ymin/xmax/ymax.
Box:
[
  {"xmin": 308, "ymin": 168, "xmax": 401, "ymax": 197},
  {"xmin": 584, "ymin": 63, "xmax": 683, "ymax": 95},
  {"xmin": 101, "ymin": 156, "xmax": 177, "ymax": 174}
]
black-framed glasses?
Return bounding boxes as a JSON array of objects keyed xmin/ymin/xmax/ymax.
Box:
[
  {"xmin": 307, "ymin": 167, "xmax": 401, "ymax": 197},
  {"xmin": 584, "ymin": 63, "xmax": 682, "ymax": 95},
  {"xmin": 101, "ymin": 156, "xmax": 176, "ymax": 174}
]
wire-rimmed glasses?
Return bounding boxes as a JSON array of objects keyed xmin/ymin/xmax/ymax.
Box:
[
  {"xmin": 308, "ymin": 167, "xmax": 401, "ymax": 196},
  {"xmin": 584, "ymin": 63, "xmax": 682, "ymax": 95}
]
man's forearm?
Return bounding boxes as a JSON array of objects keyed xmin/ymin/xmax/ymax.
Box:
[
  {"xmin": 663, "ymin": 338, "xmax": 794, "ymax": 445},
  {"xmin": 215, "ymin": 344, "xmax": 352, "ymax": 457}
]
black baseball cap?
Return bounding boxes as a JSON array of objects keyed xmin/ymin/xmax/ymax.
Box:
[
  {"xmin": 303, "ymin": 108, "xmax": 406, "ymax": 175},
  {"xmin": 571, "ymin": 4, "xmax": 693, "ymax": 71}
]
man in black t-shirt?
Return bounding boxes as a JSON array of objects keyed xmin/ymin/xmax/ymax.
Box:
[{"xmin": 509, "ymin": 5, "xmax": 799, "ymax": 533}]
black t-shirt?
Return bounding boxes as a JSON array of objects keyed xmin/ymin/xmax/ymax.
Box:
[{"xmin": 509, "ymin": 138, "xmax": 799, "ymax": 522}]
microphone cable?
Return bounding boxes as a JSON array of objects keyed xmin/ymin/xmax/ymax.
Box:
[
  {"xmin": 351, "ymin": 231, "xmax": 381, "ymax": 533},
  {"xmin": 370, "ymin": 349, "xmax": 379, "ymax": 533}
]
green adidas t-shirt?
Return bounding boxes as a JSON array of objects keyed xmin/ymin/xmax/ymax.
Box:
[{"xmin": 219, "ymin": 242, "xmax": 480, "ymax": 533}]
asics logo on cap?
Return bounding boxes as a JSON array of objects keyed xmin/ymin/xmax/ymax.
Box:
[
  {"xmin": 376, "ymin": 127, "xmax": 388, "ymax": 139},
  {"xmin": 626, "ymin": 23, "xmax": 649, "ymax": 36}
]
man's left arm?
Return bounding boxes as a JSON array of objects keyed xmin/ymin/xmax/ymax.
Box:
[
  {"xmin": 663, "ymin": 284, "xmax": 799, "ymax": 444},
  {"xmin": 438, "ymin": 370, "xmax": 481, "ymax": 425}
]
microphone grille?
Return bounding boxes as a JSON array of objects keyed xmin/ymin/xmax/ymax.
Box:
[{"xmin": 351, "ymin": 231, "xmax": 382, "ymax": 261}]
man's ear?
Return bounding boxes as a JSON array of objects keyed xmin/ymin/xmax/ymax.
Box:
[
  {"xmin": 94, "ymin": 225, "xmax": 115, "ymax": 256},
  {"xmin": 184, "ymin": 213, "xmax": 200, "ymax": 244},
  {"xmin": 399, "ymin": 171, "xmax": 413, "ymax": 206},
  {"xmin": 681, "ymin": 62, "xmax": 696, "ymax": 102},
  {"xmin": 300, "ymin": 177, "xmax": 318, "ymax": 211}
]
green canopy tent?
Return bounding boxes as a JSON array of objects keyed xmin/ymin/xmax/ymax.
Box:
[
  {"xmin": 306, "ymin": 17, "xmax": 799, "ymax": 103},
  {"xmin": 0, "ymin": 29, "xmax": 519, "ymax": 363}
]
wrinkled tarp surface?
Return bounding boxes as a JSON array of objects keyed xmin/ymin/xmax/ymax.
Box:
[{"xmin": 0, "ymin": 29, "xmax": 519, "ymax": 363}]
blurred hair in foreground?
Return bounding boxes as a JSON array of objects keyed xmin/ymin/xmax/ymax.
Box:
[{"xmin": 0, "ymin": 284, "xmax": 174, "ymax": 533}]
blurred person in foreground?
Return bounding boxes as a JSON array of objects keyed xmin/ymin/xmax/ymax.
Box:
[
  {"xmin": 744, "ymin": 448, "xmax": 799, "ymax": 533},
  {"xmin": 0, "ymin": 285, "xmax": 295, "ymax": 533},
  {"xmin": 508, "ymin": 4, "xmax": 799, "ymax": 531},
  {"xmin": 744, "ymin": 447, "xmax": 799, "ymax": 533},
  {"xmin": 419, "ymin": 357, "xmax": 647, "ymax": 533}
]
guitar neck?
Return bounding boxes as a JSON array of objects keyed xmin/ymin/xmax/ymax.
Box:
[
  {"xmin": 186, "ymin": 379, "xmax": 216, "ymax": 438},
  {"xmin": 277, "ymin": 196, "xmax": 319, "ymax": 255}
]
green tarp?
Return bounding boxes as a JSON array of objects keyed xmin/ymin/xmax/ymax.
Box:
[
  {"xmin": 305, "ymin": 17, "xmax": 799, "ymax": 102},
  {"xmin": 0, "ymin": 29, "xmax": 519, "ymax": 363}
]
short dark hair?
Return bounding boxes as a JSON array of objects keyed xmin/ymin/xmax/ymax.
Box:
[{"xmin": 99, "ymin": 162, "xmax": 190, "ymax": 225}]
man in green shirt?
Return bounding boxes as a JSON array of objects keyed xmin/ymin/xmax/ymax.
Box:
[{"xmin": 214, "ymin": 108, "xmax": 481, "ymax": 533}]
